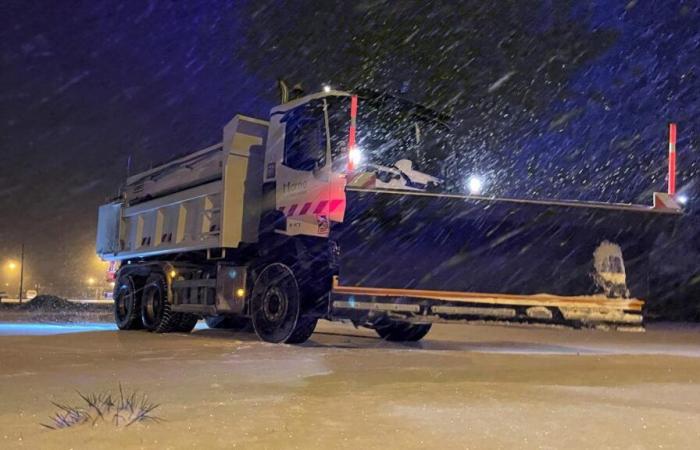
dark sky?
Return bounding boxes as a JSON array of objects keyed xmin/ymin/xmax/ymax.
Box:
[
  {"xmin": 521, "ymin": 1, "xmax": 699, "ymax": 203},
  {"xmin": 1, "ymin": 0, "xmax": 698, "ymax": 293},
  {"xmin": 1, "ymin": 1, "xmax": 272, "ymax": 292}
]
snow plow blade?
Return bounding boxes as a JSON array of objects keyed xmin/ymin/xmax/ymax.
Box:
[{"xmin": 329, "ymin": 188, "xmax": 681, "ymax": 329}]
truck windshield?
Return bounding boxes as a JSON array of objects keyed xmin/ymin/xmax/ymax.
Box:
[{"xmin": 326, "ymin": 95, "xmax": 453, "ymax": 179}]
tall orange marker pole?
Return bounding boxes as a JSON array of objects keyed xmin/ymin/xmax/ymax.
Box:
[
  {"xmin": 347, "ymin": 95, "xmax": 358, "ymax": 172},
  {"xmin": 668, "ymin": 123, "xmax": 677, "ymax": 195}
]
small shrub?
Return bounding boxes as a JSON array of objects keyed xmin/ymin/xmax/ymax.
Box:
[{"xmin": 42, "ymin": 384, "xmax": 162, "ymax": 429}]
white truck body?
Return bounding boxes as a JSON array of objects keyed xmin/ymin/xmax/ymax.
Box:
[
  {"xmin": 96, "ymin": 89, "xmax": 679, "ymax": 343},
  {"xmin": 97, "ymin": 116, "xmax": 269, "ymax": 259}
]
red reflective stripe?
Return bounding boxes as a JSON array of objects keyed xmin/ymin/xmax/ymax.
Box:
[
  {"xmin": 329, "ymin": 199, "xmax": 344, "ymax": 212},
  {"xmin": 314, "ymin": 200, "xmax": 328, "ymax": 214},
  {"xmin": 287, "ymin": 204, "xmax": 298, "ymax": 216},
  {"xmin": 299, "ymin": 202, "xmax": 312, "ymax": 215}
]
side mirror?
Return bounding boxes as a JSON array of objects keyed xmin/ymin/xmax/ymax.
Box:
[{"xmin": 313, "ymin": 156, "xmax": 327, "ymax": 173}]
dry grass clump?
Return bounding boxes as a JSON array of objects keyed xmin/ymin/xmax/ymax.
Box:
[{"xmin": 42, "ymin": 384, "xmax": 161, "ymax": 429}]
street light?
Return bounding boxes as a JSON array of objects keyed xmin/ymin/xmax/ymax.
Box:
[
  {"xmin": 4, "ymin": 247, "xmax": 23, "ymax": 302},
  {"xmin": 86, "ymin": 277, "xmax": 100, "ymax": 300}
]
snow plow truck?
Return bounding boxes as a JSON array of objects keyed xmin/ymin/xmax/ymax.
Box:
[{"xmin": 96, "ymin": 88, "xmax": 682, "ymax": 343}]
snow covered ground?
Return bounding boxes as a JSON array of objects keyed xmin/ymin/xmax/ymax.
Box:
[
  {"xmin": 0, "ymin": 298, "xmax": 112, "ymax": 304},
  {"xmin": 1, "ymin": 320, "xmax": 699, "ymax": 449}
]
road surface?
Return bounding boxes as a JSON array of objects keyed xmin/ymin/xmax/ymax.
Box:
[{"xmin": 1, "ymin": 320, "xmax": 699, "ymax": 449}]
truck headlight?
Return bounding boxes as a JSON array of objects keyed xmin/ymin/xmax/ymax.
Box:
[{"xmin": 349, "ymin": 146, "xmax": 364, "ymax": 167}]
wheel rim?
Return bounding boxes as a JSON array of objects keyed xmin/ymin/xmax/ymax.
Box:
[
  {"xmin": 262, "ymin": 287, "xmax": 288, "ymax": 322},
  {"xmin": 114, "ymin": 280, "xmax": 134, "ymax": 323}
]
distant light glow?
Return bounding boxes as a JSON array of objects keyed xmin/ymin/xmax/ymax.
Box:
[
  {"xmin": 87, "ymin": 277, "xmax": 96, "ymax": 285},
  {"xmin": 323, "ymin": 84, "xmax": 331, "ymax": 93},
  {"xmin": 6, "ymin": 261, "xmax": 17, "ymax": 270},
  {"xmin": 467, "ymin": 175, "xmax": 484, "ymax": 195},
  {"xmin": 677, "ymin": 194, "xmax": 688, "ymax": 205},
  {"xmin": 169, "ymin": 270, "xmax": 177, "ymax": 278},
  {"xmin": 235, "ymin": 288, "xmax": 246, "ymax": 298}
]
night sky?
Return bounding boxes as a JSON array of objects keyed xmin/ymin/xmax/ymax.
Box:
[{"xmin": 1, "ymin": 1, "xmax": 698, "ymax": 295}]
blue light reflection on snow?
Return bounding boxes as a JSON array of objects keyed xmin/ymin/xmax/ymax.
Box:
[{"xmin": 0, "ymin": 322, "xmax": 117, "ymax": 336}]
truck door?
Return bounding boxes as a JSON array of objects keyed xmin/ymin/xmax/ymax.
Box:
[{"xmin": 276, "ymin": 99, "xmax": 345, "ymax": 236}]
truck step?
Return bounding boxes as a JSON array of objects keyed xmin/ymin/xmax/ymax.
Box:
[
  {"xmin": 431, "ymin": 305, "xmax": 516, "ymax": 319},
  {"xmin": 332, "ymin": 301, "xmax": 420, "ymax": 313}
]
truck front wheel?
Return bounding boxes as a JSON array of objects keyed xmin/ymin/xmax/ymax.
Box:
[
  {"xmin": 250, "ymin": 263, "xmax": 317, "ymax": 344},
  {"xmin": 114, "ymin": 274, "xmax": 143, "ymax": 330}
]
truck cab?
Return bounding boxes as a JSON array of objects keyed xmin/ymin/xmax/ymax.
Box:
[{"xmin": 264, "ymin": 89, "xmax": 452, "ymax": 238}]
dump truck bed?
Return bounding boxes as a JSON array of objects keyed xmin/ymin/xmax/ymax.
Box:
[{"xmin": 96, "ymin": 115, "xmax": 269, "ymax": 260}]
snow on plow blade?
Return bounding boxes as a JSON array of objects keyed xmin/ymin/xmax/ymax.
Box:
[{"xmin": 330, "ymin": 188, "xmax": 681, "ymax": 328}]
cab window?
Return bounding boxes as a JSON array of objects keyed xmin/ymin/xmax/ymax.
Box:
[{"xmin": 282, "ymin": 101, "xmax": 327, "ymax": 171}]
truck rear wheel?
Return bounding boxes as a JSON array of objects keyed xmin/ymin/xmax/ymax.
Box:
[
  {"xmin": 114, "ymin": 274, "xmax": 143, "ymax": 330},
  {"xmin": 375, "ymin": 321, "xmax": 432, "ymax": 342},
  {"xmin": 174, "ymin": 313, "xmax": 199, "ymax": 333},
  {"xmin": 250, "ymin": 263, "xmax": 317, "ymax": 344},
  {"xmin": 141, "ymin": 272, "xmax": 186, "ymax": 333}
]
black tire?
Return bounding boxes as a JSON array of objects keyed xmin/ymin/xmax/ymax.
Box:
[
  {"xmin": 205, "ymin": 315, "xmax": 252, "ymax": 331},
  {"xmin": 114, "ymin": 274, "xmax": 143, "ymax": 330},
  {"xmin": 250, "ymin": 263, "xmax": 317, "ymax": 344},
  {"xmin": 174, "ymin": 313, "xmax": 199, "ymax": 333},
  {"xmin": 286, "ymin": 316, "xmax": 318, "ymax": 344},
  {"xmin": 140, "ymin": 272, "xmax": 180, "ymax": 333},
  {"xmin": 375, "ymin": 321, "xmax": 432, "ymax": 342}
]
